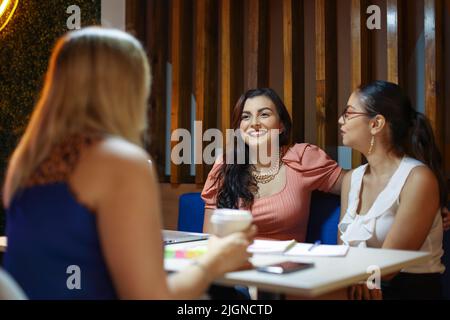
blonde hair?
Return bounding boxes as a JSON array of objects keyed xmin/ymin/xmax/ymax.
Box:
[{"xmin": 3, "ymin": 27, "xmax": 151, "ymax": 206}]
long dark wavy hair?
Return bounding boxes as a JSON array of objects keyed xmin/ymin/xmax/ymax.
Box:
[
  {"xmin": 213, "ymin": 88, "xmax": 293, "ymax": 209},
  {"xmin": 357, "ymin": 80, "xmax": 447, "ymax": 207}
]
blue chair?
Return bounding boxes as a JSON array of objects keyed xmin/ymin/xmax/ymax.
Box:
[
  {"xmin": 442, "ymin": 203, "xmax": 450, "ymax": 299},
  {"xmin": 306, "ymin": 191, "xmax": 341, "ymax": 245},
  {"xmin": 177, "ymin": 193, "xmax": 206, "ymax": 233},
  {"xmin": 177, "ymin": 191, "xmax": 341, "ymax": 242}
]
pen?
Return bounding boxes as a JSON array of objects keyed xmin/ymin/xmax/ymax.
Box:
[
  {"xmin": 308, "ymin": 240, "xmax": 321, "ymax": 252},
  {"xmin": 282, "ymin": 239, "xmax": 297, "ymax": 253}
]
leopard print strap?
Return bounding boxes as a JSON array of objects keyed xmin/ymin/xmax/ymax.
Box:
[{"xmin": 26, "ymin": 133, "xmax": 103, "ymax": 187}]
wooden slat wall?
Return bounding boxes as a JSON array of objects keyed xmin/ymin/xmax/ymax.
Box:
[
  {"xmin": 350, "ymin": 0, "xmax": 369, "ymax": 167},
  {"xmin": 283, "ymin": 0, "xmax": 305, "ymax": 143},
  {"xmin": 445, "ymin": 0, "xmax": 450, "ymax": 186},
  {"xmin": 246, "ymin": 0, "xmax": 270, "ymax": 89},
  {"xmin": 170, "ymin": 0, "xmax": 193, "ymax": 184},
  {"xmin": 220, "ymin": 0, "xmax": 244, "ymax": 135},
  {"xmin": 315, "ymin": 0, "xmax": 338, "ymax": 159},
  {"xmin": 424, "ymin": 0, "xmax": 444, "ymax": 152},
  {"xmin": 194, "ymin": 0, "xmax": 218, "ymax": 184},
  {"xmin": 386, "ymin": 0, "xmax": 400, "ymax": 84},
  {"xmin": 146, "ymin": 0, "xmax": 168, "ymax": 180},
  {"xmin": 129, "ymin": 0, "xmax": 449, "ymax": 193}
]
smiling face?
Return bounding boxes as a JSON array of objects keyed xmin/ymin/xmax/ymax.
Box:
[
  {"xmin": 339, "ymin": 91, "xmax": 373, "ymax": 152},
  {"xmin": 239, "ymin": 95, "xmax": 283, "ymax": 149}
]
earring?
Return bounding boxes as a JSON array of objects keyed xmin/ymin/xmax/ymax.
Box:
[{"xmin": 368, "ymin": 135, "xmax": 375, "ymax": 155}]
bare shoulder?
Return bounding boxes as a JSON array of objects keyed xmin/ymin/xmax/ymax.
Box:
[
  {"xmin": 80, "ymin": 136, "xmax": 152, "ymax": 175},
  {"xmin": 90, "ymin": 136, "xmax": 149, "ymax": 163},
  {"xmin": 400, "ymin": 165, "xmax": 439, "ymax": 203},
  {"xmin": 404, "ymin": 165, "xmax": 438, "ymax": 191},
  {"xmin": 71, "ymin": 136, "xmax": 156, "ymax": 207}
]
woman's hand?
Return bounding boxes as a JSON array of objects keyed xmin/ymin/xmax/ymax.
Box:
[
  {"xmin": 199, "ymin": 225, "xmax": 258, "ymax": 278},
  {"xmin": 347, "ymin": 284, "xmax": 382, "ymax": 300},
  {"xmin": 442, "ymin": 207, "xmax": 450, "ymax": 232}
]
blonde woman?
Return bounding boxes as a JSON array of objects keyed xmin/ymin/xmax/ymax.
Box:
[{"xmin": 2, "ymin": 27, "xmax": 255, "ymax": 300}]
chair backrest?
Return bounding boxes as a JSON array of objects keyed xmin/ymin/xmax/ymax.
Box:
[
  {"xmin": 177, "ymin": 192, "xmax": 206, "ymax": 233},
  {"xmin": 0, "ymin": 268, "xmax": 27, "ymax": 300},
  {"xmin": 305, "ymin": 191, "xmax": 341, "ymax": 245},
  {"xmin": 177, "ymin": 191, "xmax": 341, "ymax": 243},
  {"xmin": 442, "ymin": 203, "xmax": 450, "ymax": 300}
]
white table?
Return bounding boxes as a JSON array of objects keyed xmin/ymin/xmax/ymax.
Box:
[
  {"xmin": 0, "ymin": 235, "xmax": 432, "ymax": 298},
  {"xmin": 165, "ymin": 240, "xmax": 431, "ymax": 298}
]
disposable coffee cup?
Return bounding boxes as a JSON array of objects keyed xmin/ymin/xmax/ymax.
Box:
[{"xmin": 210, "ymin": 209, "xmax": 253, "ymax": 237}]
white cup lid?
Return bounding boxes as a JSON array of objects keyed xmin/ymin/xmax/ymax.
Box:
[{"xmin": 211, "ymin": 209, "xmax": 252, "ymax": 221}]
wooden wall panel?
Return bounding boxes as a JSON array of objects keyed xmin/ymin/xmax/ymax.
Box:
[
  {"xmin": 424, "ymin": 0, "xmax": 444, "ymax": 152},
  {"xmin": 350, "ymin": 0, "xmax": 369, "ymax": 167},
  {"xmin": 194, "ymin": 0, "xmax": 218, "ymax": 184},
  {"xmin": 247, "ymin": 0, "xmax": 270, "ymax": 89},
  {"xmin": 127, "ymin": 0, "xmax": 449, "ymax": 198},
  {"xmin": 220, "ymin": 0, "xmax": 244, "ymax": 134},
  {"xmin": 386, "ymin": 0, "xmax": 401, "ymax": 84},
  {"xmin": 283, "ymin": 0, "xmax": 305, "ymax": 143},
  {"xmin": 315, "ymin": 0, "xmax": 338, "ymax": 159},
  {"xmin": 445, "ymin": 0, "xmax": 450, "ymax": 186},
  {"xmin": 146, "ymin": 0, "xmax": 169, "ymax": 180},
  {"xmin": 170, "ymin": 0, "xmax": 194, "ymax": 184}
]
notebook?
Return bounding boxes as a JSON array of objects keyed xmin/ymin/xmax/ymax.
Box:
[{"xmin": 248, "ymin": 240, "xmax": 349, "ymax": 257}]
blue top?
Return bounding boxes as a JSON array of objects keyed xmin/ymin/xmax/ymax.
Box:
[{"xmin": 3, "ymin": 183, "xmax": 118, "ymax": 299}]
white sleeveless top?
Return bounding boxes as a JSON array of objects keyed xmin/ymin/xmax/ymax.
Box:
[{"xmin": 339, "ymin": 157, "xmax": 445, "ymax": 274}]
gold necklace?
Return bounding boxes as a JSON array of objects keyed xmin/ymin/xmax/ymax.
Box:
[{"xmin": 251, "ymin": 154, "xmax": 281, "ymax": 184}]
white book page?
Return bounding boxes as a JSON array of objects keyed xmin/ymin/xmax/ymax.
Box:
[{"xmin": 285, "ymin": 243, "xmax": 349, "ymax": 257}]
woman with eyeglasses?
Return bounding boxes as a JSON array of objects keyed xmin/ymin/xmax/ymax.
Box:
[
  {"xmin": 338, "ymin": 81, "xmax": 447, "ymax": 300},
  {"xmin": 202, "ymin": 86, "xmax": 449, "ymax": 244}
]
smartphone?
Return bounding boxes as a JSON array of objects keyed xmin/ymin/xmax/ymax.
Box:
[{"xmin": 256, "ymin": 261, "xmax": 314, "ymax": 274}]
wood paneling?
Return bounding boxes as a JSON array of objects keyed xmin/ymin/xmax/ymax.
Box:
[
  {"xmin": 247, "ymin": 0, "xmax": 270, "ymax": 89},
  {"xmin": 283, "ymin": 0, "xmax": 305, "ymax": 143},
  {"xmin": 194, "ymin": 0, "xmax": 218, "ymax": 184},
  {"xmin": 386, "ymin": 0, "xmax": 401, "ymax": 84},
  {"xmin": 146, "ymin": 0, "xmax": 168, "ymax": 180},
  {"xmin": 424, "ymin": 0, "xmax": 444, "ymax": 152},
  {"xmin": 220, "ymin": 0, "xmax": 244, "ymax": 133},
  {"xmin": 170, "ymin": 0, "xmax": 194, "ymax": 184},
  {"xmin": 350, "ymin": 0, "xmax": 369, "ymax": 167},
  {"xmin": 128, "ymin": 0, "xmax": 449, "ymax": 196},
  {"xmin": 315, "ymin": 0, "xmax": 338, "ymax": 159}
]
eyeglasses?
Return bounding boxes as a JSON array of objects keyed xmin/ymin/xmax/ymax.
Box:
[{"xmin": 339, "ymin": 106, "xmax": 371, "ymax": 124}]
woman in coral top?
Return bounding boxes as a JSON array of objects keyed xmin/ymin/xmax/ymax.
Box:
[{"xmin": 201, "ymin": 88, "xmax": 344, "ymax": 242}]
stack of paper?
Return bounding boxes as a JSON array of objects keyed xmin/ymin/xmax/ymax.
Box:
[
  {"xmin": 248, "ymin": 240, "xmax": 296, "ymax": 254},
  {"xmin": 247, "ymin": 239, "xmax": 349, "ymax": 257},
  {"xmin": 285, "ymin": 243, "xmax": 349, "ymax": 257}
]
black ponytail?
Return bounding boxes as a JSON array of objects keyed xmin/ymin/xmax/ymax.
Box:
[
  {"xmin": 409, "ymin": 112, "xmax": 447, "ymax": 207},
  {"xmin": 358, "ymin": 81, "xmax": 447, "ymax": 207}
]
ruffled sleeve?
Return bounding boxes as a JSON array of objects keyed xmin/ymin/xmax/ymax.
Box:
[
  {"xmin": 201, "ymin": 158, "xmax": 224, "ymax": 209},
  {"xmin": 282, "ymin": 143, "xmax": 343, "ymax": 192}
]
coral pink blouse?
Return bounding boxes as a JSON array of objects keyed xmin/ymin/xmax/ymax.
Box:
[{"xmin": 201, "ymin": 144, "xmax": 343, "ymax": 242}]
